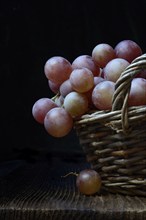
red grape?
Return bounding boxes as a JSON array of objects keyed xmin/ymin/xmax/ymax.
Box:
[
  {"xmin": 72, "ymin": 54, "xmax": 100, "ymax": 76},
  {"xmin": 69, "ymin": 68, "xmax": 94, "ymax": 93},
  {"xmin": 48, "ymin": 80, "xmax": 61, "ymax": 94},
  {"xmin": 94, "ymin": 76, "xmax": 105, "ymax": 86},
  {"xmin": 103, "ymin": 58, "xmax": 130, "ymax": 82},
  {"xmin": 44, "ymin": 107, "xmax": 73, "ymax": 137},
  {"xmin": 135, "ymin": 70, "xmax": 146, "ymax": 79},
  {"xmin": 59, "ymin": 79, "xmax": 74, "ymax": 97},
  {"xmin": 114, "ymin": 39, "xmax": 142, "ymax": 63},
  {"xmin": 44, "ymin": 56, "xmax": 72, "ymax": 84},
  {"xmin": 92, "ymin": 80, "xmax": 115, "ymax": 110},
  {"xmin": 92, "ymin": 43, "xmax": 116, "ymax": 68},
  {"xmin": 76, "ymin": 169, "xmax": 102, "ymax": 195},
  {"xmin": 128, "ymin": 78, "xmax": 146, "ymax": 106},
  {"xmin": 64, "ymin": 91, "xmax": 89, "ymax": 118},
  {"xmin": 32, "ymin": 98, "xmax": 57, "ymax": 124}
]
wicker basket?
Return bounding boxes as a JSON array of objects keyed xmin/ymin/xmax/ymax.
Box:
[{"xmin": 74, "ymin": 53, "xmax": 146, "ymax": 197}]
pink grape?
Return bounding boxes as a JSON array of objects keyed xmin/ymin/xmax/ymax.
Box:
[
  {"xmin": 92, "ymin": 80, "xmax": 115, "ymax": 110},
  {"xmin": 92, "ymin": 43, "xmax": 116, "ymax": 68},
  {"xmin": 69, "ymin": 68, "xmax": 94, "ymax": 93},
  {"xmin": 136, "ymin": 70, "xmax": 146, "ymax": 79},
  {"xmin": 59, "ymin": 79, "xmax": 74, "ymax": 97},
  {"xmin": 48, "ymin": 80, "xmax": 61, "ymax": 94},
  {"xmin": 84, "ymin": 88, "xmax": 95, "ymax": 109},
  {"xmin": 114, "ymin": 39, "xmax": 142, "ymax": 63},
  {"xmin": 128, "ymin": 78, "xmax": 146, "ymax": 106},
  {"xmin": 103, "ymin": 58, "xmax": 130, "ymax": 82},
  {"xmin": 76, "ymin": 169, "xmax": 102, "ymax": 195},
  {"xmin": 64, "ymin": 91, "xmax": 89, "ymax": 118},
  {"xmin": 44, "ymin": 107, "xmax": 73, "ymax": 137},
  {"xmin": 72, "ymin": 54, "xmax": 100, "ymax": 76},
  {"xmin": 32, "ymin": 98, "xmax": 57, "ymax": 124},
  {"xmin": 85, "ymin": 77, "xmax": 105, "ymax": 108},
  {"xmin": 44, "ymin": 56, "xmax": 72, "ymax": 84},
  {"xmin": 94, "ymin": 76, "xmax": 105, "ymax": 86}
]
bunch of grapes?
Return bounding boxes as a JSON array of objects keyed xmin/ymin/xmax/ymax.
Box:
[
  {"xmin": 32, "ymin": 39, "xmax": 146, "ymax": 138},
  {"xmin": 32, "ymin": 39, "xmax": 146, "ymax": 195}
]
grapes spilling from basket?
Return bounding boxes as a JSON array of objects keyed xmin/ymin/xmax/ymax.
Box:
[
  {"xmin": 32, "ymin": 39, "xmax": 146, "ymax": 138},
  {"xmin": 32, "ymin": 39, "xmax": 146, "ymax": 196},
  {"xmin": 62, "ymin": 169, "xmax": 102, "ymax": 196}
]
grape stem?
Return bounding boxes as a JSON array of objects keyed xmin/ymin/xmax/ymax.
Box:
[
  {"xmin": 51, "ymin": 92, "xmax": 65, "ymax": 108},
  {"xmin": 61, "ymin": 172, "xmax": 78, "ymax": 178},
  {"xmin": 51, "ymin": 92, "xmax": 60, "ymax": 101}
]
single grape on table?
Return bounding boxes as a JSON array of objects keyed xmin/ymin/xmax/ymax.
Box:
[
  {"xmin": 62, "ymin": 169, "xmax": 102, "ymax": 196},
  {"xmin": 76, "ymin": 169, "xmax": 102, "ymax": 195}
]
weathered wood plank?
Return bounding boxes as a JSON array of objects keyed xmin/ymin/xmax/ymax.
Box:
[{"xmin": 0, "ymin": 156, "xmax": 145, "ymax": 219}]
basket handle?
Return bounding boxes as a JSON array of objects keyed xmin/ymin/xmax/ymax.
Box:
[{"xmin": 111, "ymin": 53, "xmax": 146, "ymax": 133}]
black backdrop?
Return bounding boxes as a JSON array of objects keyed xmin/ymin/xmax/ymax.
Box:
[{"xmin": 1, "ymin": 0, "xmax": 146, "ymax": 162}]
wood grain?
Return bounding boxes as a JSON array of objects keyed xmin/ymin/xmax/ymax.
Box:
[{"xmin": 0, "ymin": 155, "xmax": 145, "ymax": 220}]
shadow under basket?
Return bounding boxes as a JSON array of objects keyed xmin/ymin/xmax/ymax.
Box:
[{"xmin": 74, "ymin": 54, "xmax": 146, "ymax": 197}]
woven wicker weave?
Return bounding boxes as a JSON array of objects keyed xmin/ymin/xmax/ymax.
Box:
[{"xmin": 74, "ymin": 54, "xmax": 146, "ymax": 197}]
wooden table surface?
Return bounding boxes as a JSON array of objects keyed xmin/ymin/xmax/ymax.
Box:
[{"xmin": 0, "ymin": 152, "xmax": 145, "ymax": 220}]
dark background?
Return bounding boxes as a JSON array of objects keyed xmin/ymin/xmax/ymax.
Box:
[{"xmin": 1, "ymin": 0, "xmax": 146, "ymax": 162}]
